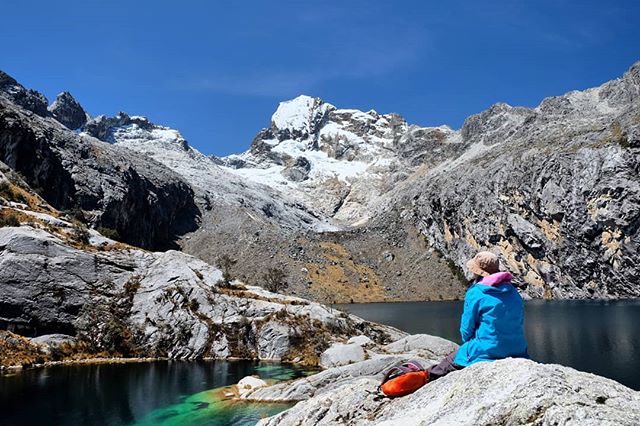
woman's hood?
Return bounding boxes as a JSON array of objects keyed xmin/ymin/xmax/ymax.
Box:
[{"xmin": 478, "ymin": 271, "xmax": 513, "ymax": 286}]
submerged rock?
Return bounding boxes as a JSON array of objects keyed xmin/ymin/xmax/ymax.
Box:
[{"xmin": 237, "ymin": 376, "xmax": 268, "ymax": 397}]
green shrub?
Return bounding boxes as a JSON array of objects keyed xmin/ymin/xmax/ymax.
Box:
[
  {"xmin": 96, "ymin": 226, "xmax": 120, "ymax": 241},
  {"xmin": 71, "ymin": 222, "xmax": 91, "ymax": 245},
  {"xmin": 75, "ymin": 279, "xmax": 143, "ymax": 357},
  {"xmin": 263, "ymin": 267, "xmax": 288, "ymax": 293},
  {"xmin": 217, "ymin": 254, "xmax": 237, "ymax": 284}
]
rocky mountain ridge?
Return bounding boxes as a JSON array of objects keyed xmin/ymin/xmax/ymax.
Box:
[
  {"xmin": 222, "ymin": 95, "xmax": 464, "ymax": 224},
  {"xmin": 0, "ymin": 88, "xmax": 199, "ymax": 250},
  {"xmin": 1, "ymin": 62, "xmax": 638, "ymax": 301},
  {"xmin": 74, "ymin": 90, "xmax": 463, "ymax": 302}
]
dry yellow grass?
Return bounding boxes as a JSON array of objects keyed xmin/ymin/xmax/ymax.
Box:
[
  {"xmin": 305, "ymin": 241, "xmax": 387, "ymax": 303},
  {"xmin": 0, "ymin": 180, "xmax": 58, "ymax": 216}
]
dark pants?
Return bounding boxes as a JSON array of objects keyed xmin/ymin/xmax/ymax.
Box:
[{"xmin": 426, "ymin": 349, "xmax": 463, "ymax": 381}]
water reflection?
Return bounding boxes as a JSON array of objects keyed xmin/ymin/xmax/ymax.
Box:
[
  {"xmin": 0, "ymin": 361, "xmax": 310, "ymax": 426},
  {"xmin": 337, "ymin": 299, "xmax": 640, "ymax": 390}
]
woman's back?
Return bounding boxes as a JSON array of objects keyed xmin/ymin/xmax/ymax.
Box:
[{"xmin": 454, "ymin": 273, "xmax": 529, "ymax": 366}]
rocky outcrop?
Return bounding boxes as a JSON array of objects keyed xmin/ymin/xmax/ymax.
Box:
[
  {"xmin": 0, "ymin": 70, "xmax": 49, "ymax": 117},
  {"xmin": 257, "ymin": 358, "xmax": 640, "ymax": 425},
  {"xmin": 0, "ymin": 224, "xmax": 402, "ymax": 360},
  {"xmin": 385, "ymin": 62, "xmax": 640, "ymax": 299},
  {"xmin": 242, "ymin": 334, "xmax": 457, "ymax": 403},
  {"xmin": 48, "ymin": 91, "xmax": 89, "ymax": 129},
  {"xmin": 0, "ymin": 88, "xmax": 199, "ymax": 250},
  {"xmin": 0, "ymin": 175, "xmax": 403, "ymax": 362}
]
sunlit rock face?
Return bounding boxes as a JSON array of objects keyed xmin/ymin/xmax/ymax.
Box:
[
  {"xmin": 254, "ymin": 357, "xmax": 640, "ymax": 425},
  {"xmin": 386, "ymin": 62, "xmax": 640, "ymax": 299},
  {"xmin": 48, "ymin": 91, "xmax": 89, "ymax": 130},
  {"xmin": 0, "ymin": 161, "xmax": 401, "ymax": 363},
  {"xmin": 0, "ymin": 225, "xmax": 402, "ymax": 361},
  {"xmin": 222, "ymin": 94, "xmax": 464, "ymax": 224}
]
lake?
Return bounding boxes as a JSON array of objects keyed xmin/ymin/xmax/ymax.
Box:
[
  {"xmin": 335, "ymin": 299, "xmax": 640, "ymax": 390},
  {"xmin": 2, "ymin": 300, "xmax": 638, "ymax": 425},
  {"xmin": 0, "ymin": 360, "xmax": 314, "ymax": 426}
]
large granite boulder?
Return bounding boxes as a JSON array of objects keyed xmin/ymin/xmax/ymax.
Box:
[
  {"xmin": 258, "ymin": 358, "xmax": 640, "ymax": 425},
  {"xmin": 320, "ymin": 342, "xmax": 366, "ymax": 368}
]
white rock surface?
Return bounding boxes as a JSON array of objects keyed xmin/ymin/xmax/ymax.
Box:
[
  {"xmin": 257, "ymin": 321, "xmax": 291, "ymax": 360},
  {"xmin": 348, "ymin": 335, "xmax": 373, "ymax": 346},
  {"xmin": 320, "ymin": 342, "xmax": 366, "ymax": 368},
  {"xmin": 258, "ymin": 358, "xmax": 640, "ymax": 425},
  {"xmin": 0, "ymin": 225, "xmax": 402, "ymax": 361},
  {"xmin": 242, "ymin": 334, "xmax": 450, "ymax": 403},
  {"xmin": 382, "ymin": 334, "xmax": 459, "ymax": 359},
  {"xmin": 243, "ymin": 356, "xmax": 409, "ymax": 402},
  {"xmin": 237, "ymin": 376, "xmax": 268, "ymax": 397}
]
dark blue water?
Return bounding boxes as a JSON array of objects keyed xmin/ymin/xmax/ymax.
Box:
[
  {"xmin": 0, "ymin": 360, "xmax": 313, "ymax": 426},
  {"xmin": 335, "ymin": 299, "xmax": 640, "ymax": 390},
  {"xmin": 2, "ymin": 300, "xmax": 638, "ymax": 425}
]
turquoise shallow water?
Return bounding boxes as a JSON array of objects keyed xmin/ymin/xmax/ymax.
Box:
[
  {"xmin": 0, "ymin": 361, "xmax": 315, "ymax": 426},
  {"xmin": 335, "ymin": 299, "xmax": 640, "ymax": 390}
]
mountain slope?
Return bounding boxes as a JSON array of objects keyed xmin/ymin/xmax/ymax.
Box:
[
  {"xmin": 80, "ymin": 100, "xmax": 465, "ymax": 303},
  {"xmin": 0, "ymin": 162, "xmax": 402, "ymax": 365},
  {"xmin": 1, "ymin": 62, "xmax": 638, "ymax": 301},
  {"xmin": 378, "ymin": 62, "xmax": 640, "ymax": 298},
  {"xmin": 0, "ymin": 89, "xmax": 199, "ymax": 250}
]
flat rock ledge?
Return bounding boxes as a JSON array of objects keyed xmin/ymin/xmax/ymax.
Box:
[{"xmin": 252, "ymin": 355, "xmax": 639, "ymax": 425}]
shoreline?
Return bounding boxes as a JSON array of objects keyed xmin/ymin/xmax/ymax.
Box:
[{"xmin": 0, "ymin": 355, "xmax": 320, "ymax": 374}]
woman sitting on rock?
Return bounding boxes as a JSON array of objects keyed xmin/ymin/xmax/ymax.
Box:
[{"xmin": 427, "ymin": 251, "xmax": 529, "ymax": 380}]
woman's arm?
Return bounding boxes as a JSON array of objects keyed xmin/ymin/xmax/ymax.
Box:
[{"xmin": 459, "ymin": 288, "xmax": 480, "ymax": 343}]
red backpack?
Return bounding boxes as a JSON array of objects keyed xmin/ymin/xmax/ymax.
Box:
[{"xmin": 379, "ymin": 360, "xmax": 429, "ymax": 397}]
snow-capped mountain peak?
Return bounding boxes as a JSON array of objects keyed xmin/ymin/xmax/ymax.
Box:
[
  {"xmin": 219, "ymin": 96, "xmax": 463, "ymax": 224},
  {"xmin": 270, "ymin": 95, "xmax": 335, "ymax": 141}
]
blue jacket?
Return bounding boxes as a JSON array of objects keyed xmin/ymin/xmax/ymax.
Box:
[{"xmin": 454, "ymin": 272, "xmax": 529, "ymax": 367}]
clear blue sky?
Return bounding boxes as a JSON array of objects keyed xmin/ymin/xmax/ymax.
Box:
[{"xmin": 2, "ymin": 0, "xmax": 639, "ymax": 156}]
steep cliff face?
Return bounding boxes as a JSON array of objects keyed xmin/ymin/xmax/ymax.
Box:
[
  {"xmin": 0, "ymin": 70, "xmax": 49, "ymax": 117},
  {"xmin": 381, "ymin": 63, "xmax": 640, "ymax": 298},
  {"xmin": 0, "ymin": 89, "xmax": 199, "ymax": 250}
]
